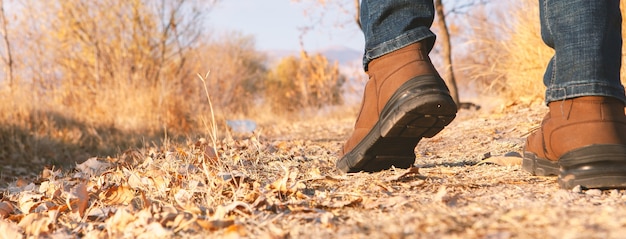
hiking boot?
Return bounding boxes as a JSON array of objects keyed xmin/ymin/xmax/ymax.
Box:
[
  {"xmin": 523, "ymin": 96, "xmax": 626, "ymax": 189},
  {"xmin": 336, "ymin": 42, "xmax": 457, "ymax": 173}
]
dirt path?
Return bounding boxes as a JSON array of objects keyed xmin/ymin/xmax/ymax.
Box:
[
  {"xmin": 2, "ymin": 101, "xmax": 626, "ymax": 238},
  {"xmin": 264, "ymin": 101, "xmax": 626, "ymax": 238}
]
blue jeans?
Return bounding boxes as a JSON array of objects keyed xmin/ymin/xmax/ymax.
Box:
[{"xmin": 360, "ymin": 0, "xmax": 626, "ymax": 103}]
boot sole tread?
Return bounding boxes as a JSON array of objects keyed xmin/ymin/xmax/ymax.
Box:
[
  {"xmin": 523, "ymin": 144, "xmax": 626, "ymax": 189},
  {"xmin": 337, "ymin": 75, "xmax": 457, "ymax": 173},
  {"xmin": 559, "ymin": 144, "xmax": 626, "ymax": 189}
]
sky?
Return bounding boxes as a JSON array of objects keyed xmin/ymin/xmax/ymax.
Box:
[{"xmin": 208, "ymin": 1, "xmax": 365, "ymax": 52}]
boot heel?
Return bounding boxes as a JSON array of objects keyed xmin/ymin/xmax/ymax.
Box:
[
  {"xmin": 559, "ymin": 144, "xmax": 626, "ymax": 189},
  {"xmin": 380, "ymin": 75, "xmax": 457, "ymax": 138},
  {"xmin": 522, "ymin": 151, "xmax": 560, "ymax": 176}
]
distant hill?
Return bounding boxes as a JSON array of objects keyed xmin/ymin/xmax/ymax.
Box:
[
  {"xmin": 264, "ymin": 45, "xmax": 362, "ymax": 67},
  {"xmin": 318, "ymin": 46, "xmax": 362, "ymax": 66}
]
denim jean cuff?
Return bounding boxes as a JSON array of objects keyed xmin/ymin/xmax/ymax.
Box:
[
  {"xmin": 545, "ymin": 82, "xmax": 626, "ymax": 104},
  {"xmin": 363, "ymin": 27, "xmax": 435, "ymax": 71}
]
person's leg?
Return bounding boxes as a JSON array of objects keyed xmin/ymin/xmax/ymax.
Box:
[
  {"xmin": 523, "ymin": 0, "xmax": 626, "ymax": 189},
  {"xmin": 540, "ymin": 0, "xmax": 624, "ymax": 102},
  {"xmin": 337, "ymin": 0, "xmax": 457, "ymax": 173},
  {"xmin": 360, "ymin": 0, "xmax": 436, "ymax": 71}
]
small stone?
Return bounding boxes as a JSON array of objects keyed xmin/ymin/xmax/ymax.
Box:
[
  {"xmin": 504, "ymin": 151, "xmax": 522, "ymax": 157},
  {"xmin": 571, "ymin": 185, "xmax": 583, "ymax": 193},
  {"xmin": 585, "ymin": 189, "xmax": 602, "ymax": 196}
]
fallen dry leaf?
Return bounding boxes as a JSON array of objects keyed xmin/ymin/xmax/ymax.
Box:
[
  {"xmin": 40, "ymin": 168, "xmax": 62, "ymax": 181},
  {"xmin": 17, "ymin": 192, "xmax": 43, "ymax": 214},
  {"xmin": 100, "ymin": 185, "xmax": 135, "ymax": 205},
  {"xmin": 266, "ymin": 168, "xmax": 304, "ymax": 197},
  {"xmin": 104, "ymin": 208, "xmax": 136, "ymax": 235},
  {"xmin": 268, "ymin": 141, "xmax": 288, "ymax": 154},
  {"xmin": 213, "ymin": 201, "xmax": 254, "ymax": 219},
  {"xmin": 76, "ymin": 157, "xmax": 112, "ymax": 177},
  {"xmin": 196, "ymin": 218, "xmax": 235, "ymax": 231},
  {"xmin": 0, "ymin": 219, "xmax": 22, "ymax": 239},
  {"xmin": 38, "ymin": 181, "xmax": 62, "ymax": 199},
  {"xmin": 205, "ymin": 145, "xmax": 219, "ymax": 165},
  {"xmin": 15, "ymin": 178, "xmax": 28, "ymax": 188},
  {"xmin": 148, "ymin": 174, "xmax": 171, "ymax": 195},
  {"xmin": 127, "ymin": 172, "xmax": 144, "ymax": 189},
  {"xmin": 223, "ymin": 224, "xmax": 248, "ymax": 238},
  {"xmin": 386, "ymin": 167, "xmax": 423, "ymax": 182},
  {"xmin": 68, "ymin": 182, "xmax": 89, "ymax": 218},
  {"xmin": 174, "ymin": 189, "xmax": 193, "ymax": 208},
  {"xmin": 85, "ymin": 206, "xmax": 116, "ymax": 221},
  {"xmin": 171, "ymin": 213, "xmax": 197, "ymax": 233},
  {"xmin": 218, "ymin": 170, "xmax": 250, "ymax": 185},
  {"xmin": 0, "ymin": 202, "xmax": 14, "ymax": 218},
  {"xmin": 17, "ymin": 210, "xmax": 58, "ymax": 237},
  {"xmin": 222, "ymin": 171, "xmax": 246, "ymax": 182},
  {"xmin": 143, "ymin": 222, "xmax": 172, "ymax": 237}
]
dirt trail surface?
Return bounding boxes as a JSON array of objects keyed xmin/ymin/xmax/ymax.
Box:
[{"xmin": 2, "ymin": 101, "xmax": 626, "ymax": 238}]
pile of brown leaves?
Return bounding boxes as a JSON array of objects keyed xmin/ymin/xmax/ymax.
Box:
[{"xmin": 0, "ymin": 124, "xmax": 359, "ymax": 238}]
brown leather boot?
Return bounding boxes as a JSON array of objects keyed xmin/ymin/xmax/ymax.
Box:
[
  {"xmin": 523, "ymin": 96, "xmax": 626, "ymax": 189},
  {"xmin": 336, "ymin": 42, "xmax": 457, "ymax": 173}
]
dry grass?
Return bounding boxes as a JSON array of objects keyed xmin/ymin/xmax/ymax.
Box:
[
  {"xmin": 496, "ymin": 1, "xmax": 552, "ymax": 105},
  {"xmin": 459, "ymin": 0, "xmax": 626, "ymax": 106},
  {"xmin": 456, "ymin": 1, "xmax": 549, "ymax": 106}
]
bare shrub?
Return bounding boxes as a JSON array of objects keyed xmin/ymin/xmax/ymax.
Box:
[
  {"xmin": 0, "ymin": 0, "xmax": 219, "ymax": 167},
  {"xmin": 188, "ymin": 32, "xmax": 268, "ymax": 116},
  {"xmin": 456, "ymin": 1, "xmax": 548, "ymax": 106},
  {"xmin": 22, "ymin": 0, "xmax": 219, "ymax": 130},
  {"xmin": 265, "ymin": 51, "xmax": 345, "ymax": 113}
]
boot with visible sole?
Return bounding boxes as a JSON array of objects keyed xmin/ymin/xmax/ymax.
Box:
[
  {"xmin": 523, "ymin": 96, "xmax": 626, "ymax": 189},
  {"xmin": 337, "ymin": 43, "xmax": 457, "ymax": 173}
]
